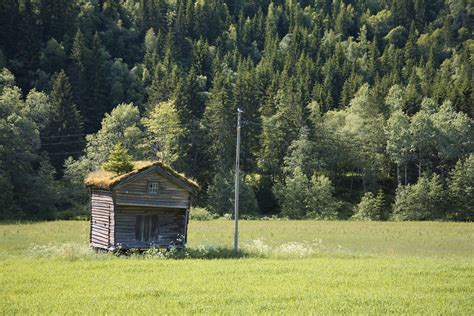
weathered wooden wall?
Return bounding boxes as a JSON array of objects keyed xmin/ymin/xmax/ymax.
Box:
[
  {"xmin": 114, "ymin": 168, "xmax": 190, "ymax": 209},
  {"xmin": 115, "ymin": 206, "xmax": 187, "ymax": 247},
  {"xmin": 90, "ymin": 189, "xmax": 114, "ymax": 249}
]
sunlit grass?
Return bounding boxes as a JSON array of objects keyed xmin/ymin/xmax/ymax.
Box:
[
  {"xmin": 0, "ymin": 220, "xmax": 473, "ymax": 314},
  {"xmin": 2, "ymin": 220, "xmax": 472, "ymax": 258}
]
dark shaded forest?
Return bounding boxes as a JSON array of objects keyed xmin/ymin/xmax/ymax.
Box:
[{"xmin": 0, "ymin": 0, "xmax": 472, "ymax": 221}]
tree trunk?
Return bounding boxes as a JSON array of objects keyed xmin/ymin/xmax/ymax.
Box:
[
  {"xmin": 362, "ymin": 168, "xmax": 366, "ymax": 192},
  {"xmin": 349, "ymin": 170, "xmax": 354, "ymax": 194},
  {"xmin": 404, "ymin": 164, "xmax": 408, "ymax": 185},
  {"xmin": 396, "ymin": 164, "xmax": 401, "ymax": 187}
]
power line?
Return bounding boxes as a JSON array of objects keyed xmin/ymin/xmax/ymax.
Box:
[
  {"xmin": 47, "ymin": 151, "xmax": 84, "ymax": 156},
  {"xmin": 0, "ymin": 134, "xmax": 87, "ymax": 141},
  {"xmin": 41, "ymin": 140, "xmax": 87, "ymax": 146},
  {"xmin": 40, "ymin": 133, "xmax": 87, "ymax": 139}
]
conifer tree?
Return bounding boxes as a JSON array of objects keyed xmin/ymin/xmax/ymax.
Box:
[
  {"xmin": 87, "ymin": 32, "xmax": 112, "ymax": 130},
  {"xmin": 39, "ymin": 0, "xmax": 75, "ymax": 41},
  {"xmin": 202, "ymin": 65, "xmax": 236, "ymax": 172},
  {"xmin": 44, "ymin": 70, "xmax": 83, "ymax": 173},
  {"xmin": 447, "ymin": 155, "xmax": 474, "ymax": 221},
  {"xmin": 102, "ymin": 143, "xmax": 133, "ymax": 174},
  {"xmin": 69, "ymin": 30, "xmax": 90, "ymax": 122}
]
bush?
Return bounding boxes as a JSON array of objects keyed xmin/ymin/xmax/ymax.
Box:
[
  {"xmin": 274, "ymin": 168, "xmax": 340, "ymax": 219},
  {"xmin": 273, "ymin": 167, "xmax": 309, "ymax": 219},
  {"xmin": 189, "ymin": 207, "xmax": 215, "ymax": 221},
  {"xmin": 54, "ymin": 205, "xmax": 89, "ymax": 220},
  {"xmin": 393, "ymin": 174, "xmax": 445, "ymax": 220},
  {"xmin": 207, "ymin": 171, "xmax": 258, "ymax": 216},
  {"xmin": 306, "ymin": 174, "xmax": 339, "ymax": 219},
  {"xmin": 447, "ymin": 155, "xmax": 474, "ymax": 221},
  {"xmin": 353, "ymin": 191, "xmax": 386, "ymax": 221},
  {"xmin": 221, "ymin": 213, "xmax": 233, "ymax": 220}
]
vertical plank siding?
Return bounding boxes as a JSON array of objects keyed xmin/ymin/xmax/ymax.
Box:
[
  {"xmin": 115, "ymin": 206, "xmax": 187, "ymax": 247},
  {"xmin": 89, "ymin": 169, "xmax": 194, "ymax": 250},
  {"xmin": 90, "ymin": 189, "xmax": 114, "ymax": 249}
]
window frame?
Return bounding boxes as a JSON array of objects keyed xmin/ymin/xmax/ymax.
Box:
[{"xmin": 147, "ymin": 181, "xmax": 160, "ymax": 195}]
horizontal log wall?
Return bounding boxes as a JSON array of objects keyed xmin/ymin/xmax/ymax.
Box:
[
  {"xmin": 115, "ymin": 206, "xmax": 186, "ymax": 247},
  {"xmin": 114, "ymin": 170, "xmax": 190, "ymax": 209},
  {"xmin": 90, "ymin": 189, "xmax": 113, "ymax": 249}
]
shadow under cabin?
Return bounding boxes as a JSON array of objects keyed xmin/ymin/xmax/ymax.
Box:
[{"xmin": 85, "ymin": 161, "xmax": 199, "ymax": 250}]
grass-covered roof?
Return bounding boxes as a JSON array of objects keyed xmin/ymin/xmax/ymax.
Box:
[{"xmin": 85, "ymin": 160, "xmax": 199, "ymax": 191}]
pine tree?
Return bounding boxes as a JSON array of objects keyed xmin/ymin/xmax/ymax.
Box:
[
  {"xmin": 16, "ymin": 0, "xmax": 41, "ymax": 84},
  {"xmin": 43, "ymin": 70, "xmax": 83, "ymax": 173},
  {"xmin": 404, "ymin": 23, "xmax": 418, "ymax": 79},
  {"xmin": 69, "ymin": 30, "xmax": 90, "ymax": 125},
  {"xmin": 137, "ymin": 0, "xmax": 167, "ymax": 34},
  {"xmin": 234, "ymin": 58, "xmax": 260, "ymax": 172},
  {"xmin": 202, "ymin": 65, "xmax": 236, "ymax": 173},
  {"xmin": 0, "ymin": 0, "xmax": 19, "ymax": 58},
  {"xmin": 87, "ymin": 32, "xmax": 112, "ymax": 131},
  {"xmin": 353, "ymin": 191, "xmax": 386, "ymax": 221},
  {"xmin": 102, "ymin": 143, "xmax": 133, "ymax": 174},
  {"xmin": 447, "ymin": 155, "xmax": 474, "ymax": 221},
  {"xmin": 39, "ymin": 0, "xmax": 75, "ymax": 41}
]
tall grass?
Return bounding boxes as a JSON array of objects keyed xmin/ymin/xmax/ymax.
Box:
[{"xmin": 1, "ymin": 220, "xmax": 473, "ymax": 259}]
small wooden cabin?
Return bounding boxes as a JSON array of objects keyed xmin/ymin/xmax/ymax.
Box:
[{"xmin": 85, "ymin": 161, "xmax": 199, "ymax": 250}]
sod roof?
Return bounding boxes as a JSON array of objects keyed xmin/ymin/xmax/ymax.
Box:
[{"xmin": 84, "ymin": 160, "xmax": 199, "ymax": 191}]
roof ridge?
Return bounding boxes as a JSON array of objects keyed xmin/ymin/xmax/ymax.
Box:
[{"xmin": 84, "ymin": 160, "xmax": 199, "ymax": 191}]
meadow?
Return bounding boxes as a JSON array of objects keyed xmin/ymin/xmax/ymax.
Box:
[{"xmin": 1, "ymin": 220, "xmax": 473, "ymax": 314}]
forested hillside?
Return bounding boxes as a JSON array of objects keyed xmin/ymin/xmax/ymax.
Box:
[{"xmin": 0, "ymin": 0, "xmax": 472, "ymax": 220}]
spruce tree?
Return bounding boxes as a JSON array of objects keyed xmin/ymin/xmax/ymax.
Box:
[
  {"xmin": 44, "ymin": 70, "xmax": 83, "ymax": 173},
  {"xmin": 447, "ymin": 155, "xmax": 474, "ymax": 221},
  {"xmin": 102, "ymin": 143, "xmax": 133, "ymax": 175},
  {"xmin": 88, "ymin": 32, "xmax": 111, "ymax": 130},
  {"xmin": 202, "ymin": 65, "xmax": 236, "ymax": 173}
]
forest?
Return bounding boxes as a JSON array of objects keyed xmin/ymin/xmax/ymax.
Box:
[{"xmin": 0, "ymin": 0, "xmax": 472, "ymax": 221}]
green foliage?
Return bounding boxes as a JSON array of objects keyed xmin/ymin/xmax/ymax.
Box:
[
  {"xmin": 353, "ymin": 191, "xmax": 387, "ymax": 221},
  {"xmin": 141, "ymin": 99, "xmax": 185, "ymax": 165},
  {"xmin": 207, "ymin": 171, "xmax": 258, "ymax": 216},
  {"xmin": 273, "ymin": 167, "xmax": 309, "ymax": 219},
  {"xmin": 384, "ymin": 26, "xmax": 408, "ymax": 48},
  {"xmin": 447, "ymin": 155, "xmax": 474, "ymax": 221},
  {"xmin": 283, "ymin": 127, "xmax": 318, "ymax": 178},
  {"xmin": 84, "ymin": 102, "xmax": 142, "ymax": 168},
  {"xmin": 393, "ymin": 175, "xmax": 446, "ymax": 220},
  {"xmin": 0, "ymin": 71, "xmax": 59, "ymax": 219},
  {"xmin": 44, "ymin": 70, "xmax": 83, "ymax": 172},
  {"xmin": 189, "ymin": 207, "xmax": 215, "ymax": 221},
  {"xmin": 0, "ymin": 0, "xmax": 472, "ymax": 221},
  {"xmin": 102, "ymin": 143, "xmax": 133, "ymax": 175},
  {"xmin": 202, "ymin": 65, "xmax": 236, "ymax": 172},
  {"xmin": 274, "ymin": 168, "xmax": 339, "ymax": 219},
  {"xmin": 306, "ymin": 174, "xmax": 340, "ymax": 219},
  {"xmin": 0, "ymin": 68, "xmax": 15, "ymax": 91}
]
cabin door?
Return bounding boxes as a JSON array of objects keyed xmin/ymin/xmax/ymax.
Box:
[{"xmin": 135, "ymin": 215, "xmax": 160, "ymax": 242}]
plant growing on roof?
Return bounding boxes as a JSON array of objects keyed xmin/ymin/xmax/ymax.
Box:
[{"xmin": 102, "ymin": 143, "xmax": 133, "ymax": 175}]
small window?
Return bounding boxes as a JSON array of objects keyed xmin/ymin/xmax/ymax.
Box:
[{"xmin": 147, "ymin": 181, "xmax": 159, "ymax": 194}]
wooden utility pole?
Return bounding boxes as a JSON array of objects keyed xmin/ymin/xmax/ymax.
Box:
[{"xmin": 234, "ymin": 108, "xmax": 242, "ymax": 252}]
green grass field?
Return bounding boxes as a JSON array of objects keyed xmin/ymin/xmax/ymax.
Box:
[{"xmin": 1, "ymin": 220, "xmax": 473, "ymax": 314}]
